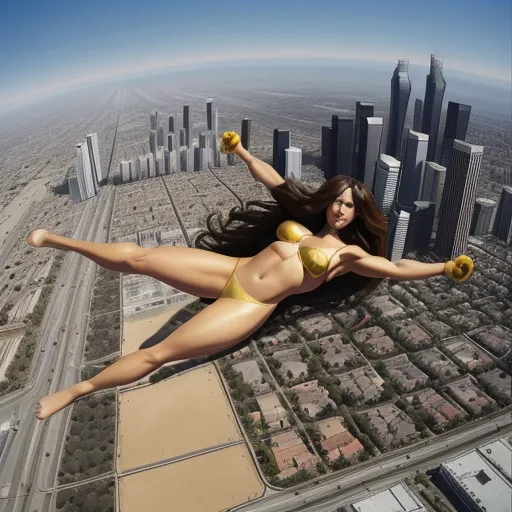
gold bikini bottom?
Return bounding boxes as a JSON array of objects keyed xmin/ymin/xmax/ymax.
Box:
[{"xmin": 219, "ymin": 259, "xmax": 272, "ymax": 306}]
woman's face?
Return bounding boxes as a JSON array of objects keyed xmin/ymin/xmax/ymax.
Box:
[{"xmin": 326, "ymin": 188, "xmax": 356, "ymax": 231}]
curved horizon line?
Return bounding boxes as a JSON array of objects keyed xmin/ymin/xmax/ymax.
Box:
[{"xmin": 1, "ymin": 50, "xmax": 510, "ymax": 112}]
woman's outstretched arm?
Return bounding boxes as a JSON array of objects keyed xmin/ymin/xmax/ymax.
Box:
[
  {"xmin": 344, "ymin": 254, "xmax": 445, "ymax": 280},
  {"xmin": 221, "ymin": 132, "xmax": 285, "ymax": 190}
]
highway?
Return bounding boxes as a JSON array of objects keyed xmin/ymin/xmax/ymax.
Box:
[
  {"xmin": 231, "ymin": 410, "xmax": 512, "ymax": 512},
  {"xmin": 0, "ymin": 185, "xmax": 114, "ymax": 512}
]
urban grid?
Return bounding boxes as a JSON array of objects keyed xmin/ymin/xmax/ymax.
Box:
[{"xmin": 0, "ymin": 54, "xmax": 511, "ymax": 512}]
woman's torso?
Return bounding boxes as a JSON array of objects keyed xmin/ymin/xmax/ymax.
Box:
[{"xmin": 235, "ymin": 221, "xmax": 349, "ymax": 304}]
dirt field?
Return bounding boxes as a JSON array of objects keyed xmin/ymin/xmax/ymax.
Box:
[
  {"xmin": 0, "ymin": 177, "xmax": 49, "ymax": 250},
  {"xmin": 118, "ymin": 443, "xmax": 264, "ymax": 512},
  {"xmin": 121, "ymin": 300, "xmax": 195, "ymax": 356},
  {"xmin": 117, "ymin": 364, "xmax": 242, "ymax": 472}
]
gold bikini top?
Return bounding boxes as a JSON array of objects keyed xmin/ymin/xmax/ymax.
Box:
[{"xmin": 276, "ymin": 220, "xmax": 338, "ymax": 278}]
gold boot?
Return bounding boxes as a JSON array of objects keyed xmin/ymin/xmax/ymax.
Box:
[
  {"xmin": 444, "ymin": 255, "xmax": 474, "ymax": 282},
  {"xmin": 220, "ymin": 131, "xmax": 240, "ymax": 153}
]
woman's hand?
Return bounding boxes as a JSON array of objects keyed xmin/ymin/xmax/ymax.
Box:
[{"xmin": 444, "ymin": 255, "xmax": 474, "ymax": 282}]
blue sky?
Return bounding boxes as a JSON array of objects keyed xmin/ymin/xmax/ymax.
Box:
[{"xmin": 0, "ymin": 0, "xmax": 510, "ymax": 109}]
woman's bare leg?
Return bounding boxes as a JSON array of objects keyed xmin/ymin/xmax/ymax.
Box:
[
  {"xmin": 27, "ymin": 229, "xmax": 144, "ymax": 273},
  {"xmin": 26, "ymin": 229, "xmax": 247, "ymax": 297},
  {"xmin": 35, "ymin": 298, "xmax": 277, "ymax": 420}
]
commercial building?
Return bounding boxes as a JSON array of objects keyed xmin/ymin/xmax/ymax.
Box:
[
  {"xmin": 351, "ymin": 483, "xmax": 425, "ymax": 512},
  {"xmin": 396, "ymin": 130, "xmax": 429, "ymax": 211},
  {"xmin": 387, "ymin": 208, "xmax": 410, "ymax": 262},
  {"xmin": 273, "ymin": 129, "xmax": 291, "ymax": 177},
  {"xmin": 374, "ymin": 154, "xmax": 401, "ymax": 216},
  {"xmin": 356, "ymin": 117, "xmax": 382, "ymax": 190},
  {"xmin": 404, "ymin": 201, "xmax": 435, "ymax": 254},
  {"xmin": 421, "ymin": 55, "xmax": 446, "ymax": 162},
  {"xmin": 386, "ymin": 60, "xmax": 411, "ymax": 159},
  {"xmin": 321, "ymin": 126, "xmax": 331, "ymax": 177},
  {"xmin": 413, "ymin": 98, "xmax": 423, "ymax": 132},
  {"xmin": 329, "ymin": 116, "xmax": 353, "ymax": 180},
  {"xmin": 435, "ymin": 140, "xmax": 484, "ymax": 258},
  {"xmin": 440, "ymin": 101, "xmax": 471, "ymax": 167},
  {"xmin": 419, "ymin": 161, "xmax": 446, "ymax": 218},
  {"xmin": 352, "ymin": 101, "xmax": 374, "ymax": 175},
  {"xmin": 241, "ymin": 117, "xmax": 252, "ymax": 151},
  {"xmin": 285, "ymin": 147, "xmax": 302, "ymax": 179},
  {"xmin": 470, "ymin": 198, "xmax": 497, "ymax": 236},
  {"xmin": 492, "ymin": 185, "xmax": 512, "ymax": 245}
]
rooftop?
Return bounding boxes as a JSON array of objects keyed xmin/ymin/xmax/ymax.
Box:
[
  {"xmin": 442, "ymin": 448, "xmax": 512, "ymax": 512},
  {"xmin": 352, "ymin": 483, "xmax": 425, "ymax": 512}
]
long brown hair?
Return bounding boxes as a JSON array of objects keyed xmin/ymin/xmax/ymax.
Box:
[{"xmin": 194, "ymin": 175, "xmax": 387, "ymax": 259}]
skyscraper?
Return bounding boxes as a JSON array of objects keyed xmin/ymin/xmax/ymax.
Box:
[
  {"xmin": 75, "ymin": 142, "xmax": 96, "ymax": 200},
  {"xmin": 85, "ymin": 133, "xmax": 103, "ymax": 183},
  {"xmin": 241, "ymin": 118, "xmax": 252, "ymax": 151},
  {"xmin": 179, "ymin": 128, "xmax": 186, "ymax": 147},
  {"xmin": 150, "ymin": 111, "xmax": 157, "ymax": 130},
  {"xmin": 285, "ymin": 147, "xmax": 302, "ymax": 179},
  {"xmin": 183, "ymin": 105, "xmax": 190, "ymax": 147},
  {"xmin": 387, "ymin": 208, "xmax": 411, "ymax": 263},
  {"xmin": 212, "ymin": 109, "xmax": 220, "ymax": 167},
  {"xmin": 149, "ymin": 130, "xmax": 157, "ymax": 155},
  {"xmin": 321, "ymin": 126, "xmax": 331, "ymax": 178},
  {"xmin": 396, "ymin": 130, "xmax": 429, "ymax": 211},
  {"xmin": 492, "ymin": 186, "xmax": 512, "ymax": 245},
  {"xmin": 168, "ymin": 132, "xmax": 176, "ymax": 152},
  {"xmin": 273, "ymin": 129, "xmax": 291, "ymax": 177},
  {"xmin": 386, "ymin": 60, "xmax": 411, "ymax": 159},
  {"xmin": 168, "ymin": 116, "xmax": 175, "ymax": 133},
  {"xmin": 206, "ymin": 98, "xmax": 213, "ymax": 130},
  {"xmin": 470, "ymin": 198, "xmax": 497, "ymax": 236},
  {"xmin": 120, "ymin": 160, "xmax": 130, "ymax": 182},
  {"xmin": 413, "ymin": 99, "xmax": 423, "ymax": 133},
  {"xmin": 329, "ymin": 116, "xmax": 353, "ymax": 180},
  {"xmin": 404, "ymin": 201, "xmax": 435, "ymax": 254},
  {"xmin": 440, "ymin": 102, "xmax": 471, "ymax": 167},
  {"xmin": 419, "ymin": 161, "xmax": 446, "ymax": 217},
  {"xmin": 374, "ymin": 155, "xmax": 401, "ymax": 216},
  {"xmin": 356, "ymin": 117, "xmax": 382, "ymax": 191},
  {"xmin": 421, "ymin": 55, "xmax": 446, "ymax": 162},
  {"xmin": 352, "ymin": 101, "xmax": 374, "ymax": 175},
  {"xmin": 434, "ymin": 140, "xmax": 484, "ymax": 258},
  {"xmin": 157, "ymin": 125, "xmax": 165, "ymax": 147}
]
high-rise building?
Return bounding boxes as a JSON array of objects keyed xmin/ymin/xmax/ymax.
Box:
[
  {"xmin": 155, "ymin": 148, "xmax": 164, "ymax": 176},
  {"xmin": 157, "ymin": 125, "xmax": 165, "ymax": 147},
  {"xmin": 168, "ymin": 116, "xmax": 175, "ymax": 133},
  {"xmin": 168, "ymin": 132, "xmax": 176, "ymax": 152},
  {"xmin": 147, "ymin": 153, "xmax": 156, "ymax": 178},
  {"xmin": 241, "ymin": 118, "xmax": 251, "ymax": 151},
  {"xmin": 470, "ymin": 198, "xmax": 497, "ymax": 236},
  {"xmin": 404, "ymin": 201, "xmax": 435, "ymax": 254},
  {"xmin": 150, "ymin": 111, "xmax": 157, "ymax": 130},
  {"xmin": 387, "ymin": 208, "xmax": 410, "ymax": 263},
  {"xmin": 199, "ymin": 132, "xmax": 208, "ymax": 149},
  {"xmin": 434, "ymin": 140, "xmax": 484, "ymax": 258},
  {"xmin": 356, "ymin": 117, "xmax": 383, "ymax": 191},
  {"xmin": 273, "ymin": 129, "xmax": 291, "ymax": 177},
  {"xmin": 137, "ymin": 154, "xmax": 147, "ymax": 179},
  {"xmin": 492, "ymin": 185, "xmax": 512, "ymax": 245},
  {"xmin": 186, "ymin": 147, "xmax": 195, "ymax": 171},
  {"xmin": 413, "ymin": 98, "xmax": 423, "ymax": 132},
  {"xmin": 120, "ymin": 160, "xmax": 130, "ymax": 182},
  {"xmin": 285, "ymin": 147, "xmax": 302, "ymax": 179},
  {"xmin": 386, "ymin": 60, "xmax": 411, "ymax": 159},
  {"xmin": 212, "ymin": 109, "xmax": 220, "ymax": 167},
  {"xmin": 68, "ymin": 175, "xmax": 81, "ymax": 204},
  {"xmin": 206, "ymin": 98, "xmax": 213, "ymax": 130},
  {"xmin": 85, "ymin": 133, "xmax": 103, "ymax": 183},
  {"xmin": 421, "ymin": 55, "xmax": 446, "ymax": 162},
  {"xmin": 75, "ymin": 142, "xmax": 96, "ymax": 200},
  {"xmin": 419, "ymin": 161, "xmax": 446, "ymax": 217},
  {"xmin": 183, "ymin": 105, "xmax": 190, "ymax": 147},
  {"xmin": 440, "ymin": 101, "xmax": 471, "ymax": 167},
  {"xmin": 179, "ymin": 128, "xmax": 186, "ymax": 147},
  {"xmin": 396, "ymin": 130, "xmax": 429, "ymax": 211},
  {"xmin": 374, "ymin": 155, "xmax": 401, "ymax": 216},
  {"xmin": 321, "ymin": 126, "xmax": 331, "ymax": 178},
  {"xmin": 329, "ymin": 117, "xmax": 353, "ymax": 180},
  {"xmin": 352, "ymin": 101, "xmax": 374, "ymax": 175},
  {"xmin": 129, "ymin": 159, "xmax": 136, "ymax": 181},
  {"xmin": 149, "ymin": 130, "xmax": 157, "ymax": 155}
]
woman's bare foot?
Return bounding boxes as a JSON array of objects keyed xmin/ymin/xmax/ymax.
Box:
[
  {"xmin": 27, "ymin": 229, "xmax": 50, "ymax": 248},
  {"xmin": 35, "ymin": 389, "xmax": 76, "ymax": 420}
]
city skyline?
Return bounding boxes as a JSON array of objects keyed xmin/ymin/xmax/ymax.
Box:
[{"xmin": 1, "ymin": 0, "xmax": 511, "ymax": 112}]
